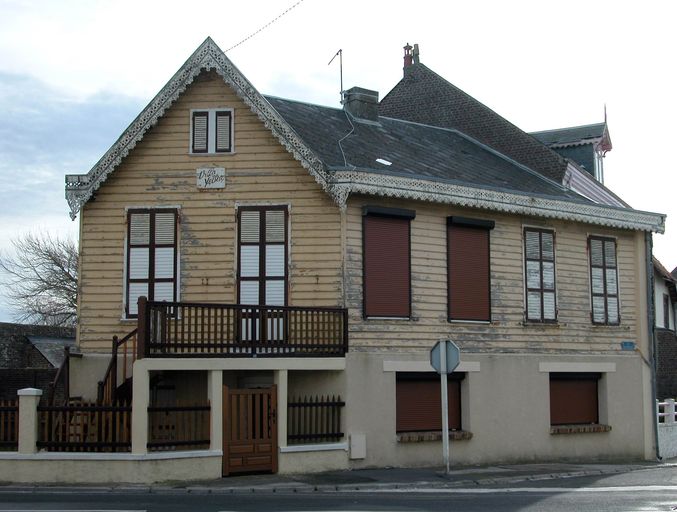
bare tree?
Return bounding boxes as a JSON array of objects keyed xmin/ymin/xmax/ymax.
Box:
[{"xmin": 0, "ymin": 233, "xmax": 78, "ymax": 326}]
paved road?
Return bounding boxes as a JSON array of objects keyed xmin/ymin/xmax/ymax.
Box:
[
  {"xmin": 2, "ymin": 467, "xmax": 677, "ymax": 511},
  {"xmin": 1, "ymin": 488, "xmax": 677, "ymax": 512}
]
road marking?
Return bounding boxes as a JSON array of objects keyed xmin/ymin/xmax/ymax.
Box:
[{"xmin": 360, "ymin": 485, "xmax": 677, "ymax": 494}]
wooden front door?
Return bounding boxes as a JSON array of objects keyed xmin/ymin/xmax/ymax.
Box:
[{"xmin": 222, "ymin": 385, "xmax": 278, "ymax": 476}]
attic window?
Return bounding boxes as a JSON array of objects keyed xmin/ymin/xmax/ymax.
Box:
[
  {"xmin": 191, "ymin": 109, "xmax": 233, "ymax": 154},
  {"xmin": 376, "ymin": 158, "xmax": 392, "ymax": 166}
]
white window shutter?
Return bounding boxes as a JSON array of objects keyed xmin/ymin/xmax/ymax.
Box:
[
  {"xmin": 192, "ymin": 112, "xmax": 208, "ymax": 152},
  {"xmin": 240, "ymin": 211, "xmax": 260, "ymax": 242},
  {"xmin": 265, "ymin": 210, "xmax": 285, "ymax": 242},
  {"xmin": 129, "ymin": 248, "xmax": 150, "ymax": 279},
  {"xmin": 155, "ymin": 213, "xmax": 175, "ymax": 244},
  {"xmin": 130, "ymin": 213, "xmax": 150, "ymax": 245},
  {"xmin": 240, "ymin": 246, "xmax": 260, "ymax": 277},
  {"xmin": 215, "ymin": 112, "xmax": 231, "ymax": 152}
]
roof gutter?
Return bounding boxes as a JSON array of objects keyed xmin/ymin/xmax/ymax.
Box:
[{"xmin": 330, "ymin": 170, "xmax": 665, "ymax": 233}]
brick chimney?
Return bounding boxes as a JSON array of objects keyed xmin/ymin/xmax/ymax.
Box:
[
  {"xmin": 403, "ymin": 43, "xmax": 413, "ymax": 72},
  {"xmin": 343, "ymin": 87, "xmax": 379, "ymax": 122}
]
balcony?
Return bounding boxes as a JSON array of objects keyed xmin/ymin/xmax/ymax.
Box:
[{"xmin": 136, "ymin": 298, "xmax": 348, "ymax": 358}]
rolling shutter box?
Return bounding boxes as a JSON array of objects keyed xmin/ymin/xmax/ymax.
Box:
[
  {"xmin": 363, "ymin": 207, "xmax": 415, "ymax": 318},
  {"xmin": 549, "ymin": 373, "xmax": 600, "ymax": 425},
  {"xmin": 448, "ymin": 217, "xmax": 494, "ymax": 321},
  {"xmin": 396, "ymin": 373, "xmax": 463, "ymax": 432}
]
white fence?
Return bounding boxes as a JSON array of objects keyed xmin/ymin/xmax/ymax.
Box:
[{"xmin": 658, "ymin": 399, "xmax": 677, "ymax": 459}]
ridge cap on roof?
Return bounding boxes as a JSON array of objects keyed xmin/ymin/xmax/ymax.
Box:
[{"xmin": 264, "ymin": 94, "xmax": 344, "ymax": 112}]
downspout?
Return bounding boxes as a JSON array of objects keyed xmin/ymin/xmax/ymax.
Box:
[{"xmin": 645, "ymin": 232, "xmax": 662, "ymax": 460}]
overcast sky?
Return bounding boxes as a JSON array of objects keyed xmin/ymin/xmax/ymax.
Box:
[{"xmin": 0, "ymin": 0, "xmax": 675, "ymax": 322}]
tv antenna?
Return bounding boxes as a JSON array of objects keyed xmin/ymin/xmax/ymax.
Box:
[{"xmin": 328, "ymin": 49, "xmax": 343, "ymax": 104}]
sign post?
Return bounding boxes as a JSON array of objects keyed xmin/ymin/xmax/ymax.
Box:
[{"xmin": 430, "ymin": 340, "xmax": 460, "ymax": 475}]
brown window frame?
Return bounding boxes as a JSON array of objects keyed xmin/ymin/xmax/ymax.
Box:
[
  {"xmin": 125, "ymin": 208, "xmax": 178, "ymax": 319},
  {"xmin": 447, "ymin": 217, "xmax": 494, "ymax": 322},
  {"xmin": 524, "ymin": 227, "xmax": 557, "ymax": 323},
  {"xmin": 191, "ymin": 111, "xmax": 209, "ymax": 154},
  {"xmin": 588, "ymin": 236, "xmax": 620, "ymax": 326},
  {"xmin": 396, "ymin": 372, "xmax": 464, "ymax": 433},
  {"xmin": 549, "ymin": 372, "xmax": 600, "ymax": 426},
  {"xmin": 362, "ymin": 206, "xmax": 415, "ymax": 319},
  {"xmin": 237, "ymin": 205, "xmax": 289, "ymax": 307},
  {"xmin": 215, "ymin": 111, "xmax": 232, "ymax": 153},
  {"xmin": 190, "ymin": 109, "xmax": 233, "ymax": 154}
]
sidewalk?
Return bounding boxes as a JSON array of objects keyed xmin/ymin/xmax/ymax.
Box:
[{"xmin": 1, "ymin": 461, "xmax": 672, "ymax": 494}]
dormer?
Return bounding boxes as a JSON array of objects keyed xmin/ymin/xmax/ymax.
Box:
[{"xmin": 531, "ymin": 122, "xmax": 612, "ymax": 183}]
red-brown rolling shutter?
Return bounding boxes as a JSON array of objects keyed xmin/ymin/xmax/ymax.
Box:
[
  {"xmin": 363, "ymin": 212, "xmax": 412, "ymax": 318},
  {"xmin": 396, "ymin": 375, "xmax": 462, "ymax": 432},
  {"xmin": 549, "ymin": 373, "xmax": 599, "ymax": 425},
  {"xmin": 448, "ymin": 219, "xmax": 493, "ymax": 321}
]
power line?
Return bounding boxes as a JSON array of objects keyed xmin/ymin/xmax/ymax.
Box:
[{"xmin": 225, "ymin": 0, "xmax": 305, "ymax": 53}]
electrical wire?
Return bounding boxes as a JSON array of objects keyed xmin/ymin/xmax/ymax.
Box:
[
  {"xmin": 225, "ymin": 0, "xmax": 305, "ymax": 53},
  {"xmin": 337, "ymin": 110, "xmax": 356, "ymax": 170}
]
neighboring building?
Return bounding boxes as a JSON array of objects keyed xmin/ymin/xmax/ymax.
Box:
[
  {"xmin": 654, "ymin": 258, "xmax": 677, "ymax": 399},
  {"xmin": 0, "ymin": 323, "xmax": 74, "ymax": 403},
  {"xmin": 30, "ymin": 38, "xmax": 665, "ymax": 481}
]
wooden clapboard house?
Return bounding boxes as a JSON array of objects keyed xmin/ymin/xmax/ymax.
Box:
[{"xmin": 61, "ymin": 38, "xmax": 665, "ymax": 477}]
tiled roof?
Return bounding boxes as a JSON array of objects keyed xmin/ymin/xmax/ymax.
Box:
[
  {"xmin": 266, "ymin": 96, "xmax": 590, "ymax": 203},
  {"xmin": 531, "ymin": 122, "xmax": 607, "ymax": 147},
  {"xmin": 378, "ymin": 63, "xmax": 568, "ymax": 183}
]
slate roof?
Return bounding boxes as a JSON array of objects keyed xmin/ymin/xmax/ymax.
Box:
[
  {"xmin": 378, "ymin": 63, "xmax": 568, "ymax": 183},
  {"xmin": 27, "ymin": 336, "xmax": 76, "ymax": 368},
  {"xmin": 266, "ymin": 96, "xmax": 590, "ymax": 203},
  {"xmin": 531, "ymin": 122, "xmax": 608, "ymax": 147}
]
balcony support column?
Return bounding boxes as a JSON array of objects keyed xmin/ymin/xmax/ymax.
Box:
[
  {"xmin": 274, "ymin": 369, "xmax": 288, "ymax": 449},
  {"xmin": 207, "ymin": 370, "xmax": 223, "ymax": 452},
  {"xmin": 131, "ymin": 361, "xmax": 149, "ymax": 455}
]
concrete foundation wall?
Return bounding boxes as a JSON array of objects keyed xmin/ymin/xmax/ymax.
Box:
[
  {"xmin": 344, "ymin": 351, "xmax": 651, "ymax": 468},
  {"xmin": 278, "ymin": 450, "xmax": 349, "ymax": 474},
  {"xmin": 0, "ymin": 453, "xmax": 221, "ymax": 484}
]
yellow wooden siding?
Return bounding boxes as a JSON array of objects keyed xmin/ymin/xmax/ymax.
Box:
[
  {"xmin": 346, "ymin": 195, "xmax": 641, "ymax": 353},
  {"xmin": 78, "ymin": 70, "xmax": 342, "ymax": 352}
]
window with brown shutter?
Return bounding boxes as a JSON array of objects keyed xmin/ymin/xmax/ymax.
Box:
[
  {"xmin": 664, "ymin": 294, "xmax": 670, "ymax": 330},
  {"xmin": 549, "ymin": 373, "xmax": 600, "ymax": 425},
  {"xmin": 588, "ymin": 236, "xmax": 619, "ymax": 325},
  {"xmin": 191, "ymin": 109, "xmax": 233, "ymax": 154},
  {"xmin": 524, "ymin": 228, "xmax": 557, "ymax": 322},
  {"xmin": 215, "ymin": 111, "xmax": 232, "ymax": 153},
  {"xmin": 363, "ymin": 207, "xmax": 415, "ymax": 318},
  {"xmin": 396, "ymin": 372, "xmax": 463, "ymax": 432},
  {"xmin": 191, "ymin": 111, "xmax": 208, "ymax": 153},
  {"xmin": 448, "ymin": 217, "xmax": 494, "ymax": 321},
  {"xmin": 126, "ymin": 209, "xmax": 178, "ymax": 318}
]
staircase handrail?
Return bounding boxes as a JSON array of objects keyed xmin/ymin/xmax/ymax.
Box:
[
  {"xmin": 47, "ymin": 346, "xmax": 70, "ymax": 406},
  {"xmin": 97, "ymin": 329, "xmax": 138, "ymax": 404}
]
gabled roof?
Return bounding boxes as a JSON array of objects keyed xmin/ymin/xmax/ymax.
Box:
[
  {"xmin": 379, "ymin": 63, "xmax": 569, "ymax": 183},
  {"xmin": 654, "ymin": 257, "xmax": 677, "ymax": 302},
  {"xmin": 65, "ymin": 37, "xmax": 331, "ymax": 219},
  {"xmin": 64, "ymin": 39, "xmax": 665, "ymax": 233},
  {"xmin": 531, "ymin": 122, "xmax": 612, "ymax": 151}
]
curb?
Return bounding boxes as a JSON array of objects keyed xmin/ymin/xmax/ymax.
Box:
[{"xmin": 0, "ymin": 463, "xmax": 670, "ymax": 494}]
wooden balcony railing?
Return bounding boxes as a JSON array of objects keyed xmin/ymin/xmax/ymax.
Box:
[{"xmin": 136, "ymin": 297, "xmax": 348, "ymax": 358}]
